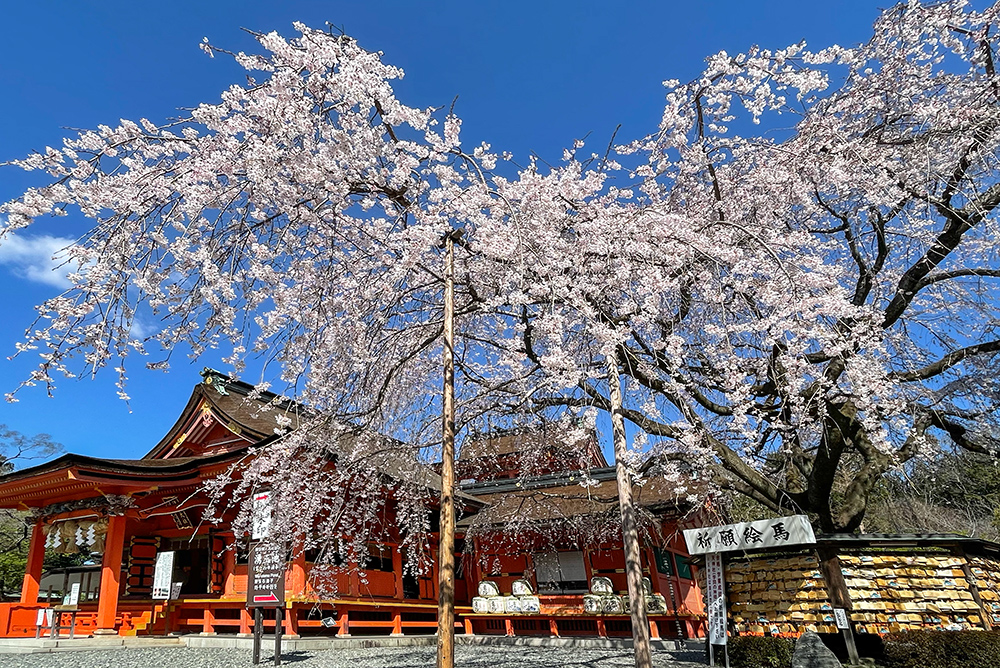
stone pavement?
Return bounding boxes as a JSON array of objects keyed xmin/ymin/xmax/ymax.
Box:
[{"xmin": 0, "ymin": 640, "xmax": 708, "ymax": 667}]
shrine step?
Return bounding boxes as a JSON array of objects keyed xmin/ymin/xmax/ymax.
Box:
[{"xmin": 0, "ymin": 636, "xmax": 184, "ymax": 654}]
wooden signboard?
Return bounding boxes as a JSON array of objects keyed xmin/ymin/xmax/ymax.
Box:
[
  {"xmin": 247, "ymin": 542, "xmax": 286, "ymax": 608},
  {"xmin": 247, "ymin": 542, "xmax": 286, "ymax": 666}
]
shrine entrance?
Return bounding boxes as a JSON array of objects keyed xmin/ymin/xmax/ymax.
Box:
[{"xmin": 165, "ymin": 537, "xmax": 211, "ymax": 595}]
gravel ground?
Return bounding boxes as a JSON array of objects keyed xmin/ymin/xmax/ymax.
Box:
[{"xmin": 0, "ymin": 646, "xmax": 707, "ymax": 668}]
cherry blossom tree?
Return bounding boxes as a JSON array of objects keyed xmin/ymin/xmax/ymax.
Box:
[
  {"xmin": 500, "ymin": 0, "xmax": 1000, "ymax": 534},
  {"xmin": 3, "ymin": 2, "xmax": 1000, "ymax": 664}
]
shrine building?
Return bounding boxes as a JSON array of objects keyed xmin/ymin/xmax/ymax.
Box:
[{"xmin": 0, "ymin": 370, "xmax": 706, "ymax": 640}]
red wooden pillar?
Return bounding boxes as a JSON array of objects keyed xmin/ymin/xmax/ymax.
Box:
[
  {"xmin": 583, "ymin": 548, "xmax": 595, "ymax": 586},
  {"xmin": 284, "ymin": 604, "xmax": 298, "ymax": 638},
  {"xmin": 643, "ymin": 548, "xmax": 659, "ymax": 592},
  {"xmin": 392, "ymin": 611, "xmax": 403, "ymax": 637},
  {"xmin": 470, "ymin": 538, "xmax": 483, "ymax": 589},
  {"xmin": 201, "ymin": 607, "xmax": 216, "ymax": 635},
  {"xmin": 348, "ymin": 562, "xmax": 359, "ymax": 597},
  {"xmin": 20, "ymin": 520, "xmax": 46, "ymax": 604},
  {"xmin": 337, "ymin": 609, "xmax": 350, "ymax": 637},
  {"xmin": 239, "ymin": 607, "xmax": 252, "ymax": 635},
  {"xmin": 95, "ymin": 515, "xmax": 127, "ymax": 634},
  {"xmin": 393, "ymin": 547, "xmax": 404, "ymax": 600},
  {"xmin": 288, "ymin": 552, "xmax": 307, "ymax": 597}
]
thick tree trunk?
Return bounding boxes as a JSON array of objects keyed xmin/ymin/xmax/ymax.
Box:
[{"xmin": 608, "ymin": 360, "xmax": 653, "ymax": 668}]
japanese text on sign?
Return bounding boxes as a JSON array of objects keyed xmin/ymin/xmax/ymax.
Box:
[
  {"xmin": 706, "ymin": 552, "xmax": 727, "ymax": 645},
  {"xmin": 251, "ymin": 490, "xmax": 272, "ymax": 541},
  {"xmin": 152, "ymin": 550, "xmax": 175, "ymax": 600},
  {"xmin": 683, "ymin": 515, "xmax": 815, "ymax": 555},
  {"xmin": 247, "ymin": 542, "xmax": 286, "ymax": 608}
]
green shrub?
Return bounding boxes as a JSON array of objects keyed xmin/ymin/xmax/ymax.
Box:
[
  {"xmin": 727, "ymin": 635, "xmax": 795, "ymax": 668},
  {"xmin": 882, "ymin": 630, "xmax": 1000, "ymax": 668}
]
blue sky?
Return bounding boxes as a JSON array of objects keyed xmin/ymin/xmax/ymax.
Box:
[{"xmin": 0, "ymin": 0, "xmax": 889, "ymax": 462}]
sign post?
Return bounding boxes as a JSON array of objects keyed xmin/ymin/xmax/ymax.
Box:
[
  {"xmin": 252, "ymin": 608, "xmax": 263, "ymax": 665},
  {"xmin": 684, "ymin": 515, "xmax": 817, "ymax": 668},
  {"xmin": 247, "ymin": 542, "xmax": 286, "ymax": 666}
]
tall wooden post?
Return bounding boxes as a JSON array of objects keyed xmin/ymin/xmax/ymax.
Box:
[
  {"xmin": 956, "ymin": 546, "xmax": 993, "ymax": 630},
  {"xmin": 436, "ymin": 230, "xmax": 458, "ymax": 668},
  {"xmin": 608, "ymin": 359, "xmax": 653, "ymax": 668},
  {"xmin": 95, "ymin": 514, "xmax": 127, "ymax": 634},
  {"xmin": 816, "ymin": 546, "xmax": 860, "ymax": 665},
  {"xmin": 20, "ymin": 520, "xmax": 46, "ymax": 604}
]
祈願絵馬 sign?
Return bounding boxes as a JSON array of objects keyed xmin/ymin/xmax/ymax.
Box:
[{"xmin": 683, "ymin": 514, "xmax": 816, "ymax": 555}]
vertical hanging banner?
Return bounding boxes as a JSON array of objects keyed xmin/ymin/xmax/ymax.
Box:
[
  {"xmin": 251, "ymin": 490, "xmax": 272, "ymax": 541},
  {"xmin": 705, "ymin": 552, "xmax": 727, "ymax": 646},
  {"xmin": 152, "ymin": 550, "xmax": 176, "ymax": 599}
]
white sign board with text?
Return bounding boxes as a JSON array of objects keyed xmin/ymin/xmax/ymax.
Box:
[
  {"xmin": 705, "ymin": 552, "xmax": 727, "ymax": 645},
  {"xmin": 251, "ymin": 490, "xmax": 272, "ymax": 541},
  {"xmin": 68, "ymin": 582, "xmax": 81, "ymax": 606},
  {"xmin": 683, "ymin": 514, "xmax": 816, "ymax": 555},
  {"xmin": 152, "ymin": 550, "xmax": 175, "ymax": 600}
]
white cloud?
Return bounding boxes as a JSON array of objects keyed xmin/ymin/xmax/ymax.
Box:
[
  {"xmin": 0, "ymin": 232, "xmax": 77, "ymax": 288},
  {"xmin": 130, "ymin": 315, "xmax": 156, "ymax": 339}
]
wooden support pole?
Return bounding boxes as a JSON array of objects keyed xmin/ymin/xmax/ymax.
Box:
[
  {"xmin": 436, "ymin": 230, "xmax": 458, "ymax": 668},
  {"xmin": 608, "ymin": 360, "xmax": 653, "ymax": 668},
  {"xmin": 274, "ymin": 606, "xmax": 283, "ymax": 666},
  {"xmin": 202, "ymin": 606, "xmax": 215, "ymax": 635},
  {"xmin": 95, "ymin": 515, "xmax": 127, "ymax": 634},
  {"xmin": 20, "ymin": 520, "xmax": 46, "ymax": 604},
  {"xmin": 816, "ymin": 547, "xmax": 860, "ymax": 666},
  {"xmin": 957, "ymin": 546, "xmax": 993, "ymax": 630},
  {"xmin": 289, "ymin": 552, "xmax": 307, "ymax": 598},
  {"xmin": 239, "ymin": 607, "xmax": 252, "ymax": 635},
  {"xmin": 393, "ymin": 546, "xmax": 405, "ymax": 601},
  {"xmin": 252, "ymin": 607, "xmax": 263, "ymax": 665}
]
